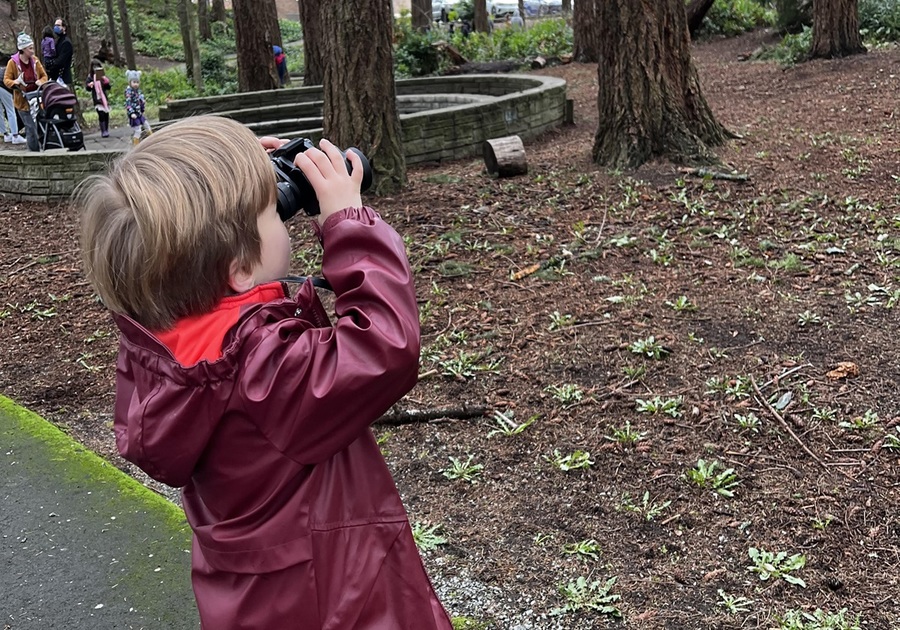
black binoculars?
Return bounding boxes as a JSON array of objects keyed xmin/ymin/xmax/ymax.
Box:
[{"xmin": 270, "ymin": 138, "xmax": 373, "ymax": 220}]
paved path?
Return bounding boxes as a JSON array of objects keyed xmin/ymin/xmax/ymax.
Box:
[{"xmin": 0, "ymin": 396, "xmax": 198, "ymax": 629}]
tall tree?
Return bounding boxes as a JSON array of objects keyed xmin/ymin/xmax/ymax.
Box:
[
  {"xmin": 573, "ymin": 0, "xmax": 598, "ymax": 62},
  {"xmin": 298, "ymin": 0, "xmax": 324, "ymax": 85},
  {"xmin": 686, "ymin": 0, "xmax": 716, "ymax": 37},
  {"xmin": 320, "ymin": 0, "xmax": 406, "ymax": 194},
  {"xmin": 10, "ymin": 0, "xmax": 17, "ymax": 20},
  {"xmin": 116, "ymin": 0, "xmax": 136, "ymax": 69},
  {"xmin": 411, "ymin": 0, "xmax": 432, "ymax": 31},
  {"xmin": 197, "ymin": 0, "xmax": 211, "ymax": 41},
  {"xmin": 811, "ymin": 0, "xmax": 865, "ymax": 58},
  {"xmin": 27, "ymin": 0, "xmax": 59, "ymax": 44},
  {"xmin": 593, "ymin": 0, "xmax": 729, "ymax": 168},
  {"xmin": 177, "ymin": 0, "xmax": 203, "ymax": 90},
  {"xmin": 474, "ymin": 0, "xmax": 490, "ymax": 33},
  {"xmin": 69, "ymin": 0, "xmax": 89, "ymax": 81},
  {"xmin": 211, "ymin": 0, "xmax": 226, "ymax": 23},
  {"xmin": 233, "ymin": 0, "xmax": 279, "ymax": 91},
  {"xmin": 104, "ymin": 0, "xmax": 121, "ymax": 64},
  {"xmin": 561, "ymin": 0, "xmax": 570, "ymax": 16}
]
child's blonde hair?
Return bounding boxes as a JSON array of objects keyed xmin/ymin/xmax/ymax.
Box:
[{"xmin": 79, "ymin": 115, "xmax": 276, "ymax": 330}]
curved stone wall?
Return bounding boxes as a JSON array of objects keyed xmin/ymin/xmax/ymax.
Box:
[{"xmin": 0, "ymin": 74, "xmax": 566, "ymax": 201}]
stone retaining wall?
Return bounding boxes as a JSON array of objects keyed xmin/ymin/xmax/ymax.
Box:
[
  {"xmin": 1, "ymin": 74, "xmax": 566, "ymax": 201},
  {"xmin": 0, "ymin": 150, "xmax": 118, "ymax": 201}
]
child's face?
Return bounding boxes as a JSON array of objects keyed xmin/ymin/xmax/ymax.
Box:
[
  {"xmin": 130, "ymin": 80, "xmax": 140, "ymax": 89},
  {"xmin": 249, "ymin": 201, "xmax": 291, "ymax": 285}
]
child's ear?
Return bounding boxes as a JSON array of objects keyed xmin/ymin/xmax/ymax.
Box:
[{"xmin": 228, "ymin": 259, "xmax": 255, "ymax": 294}]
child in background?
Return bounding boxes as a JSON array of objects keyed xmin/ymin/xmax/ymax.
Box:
[
  {"xmin": 273, "ymin": 45, "xmax": 287, "ymax": 86},
  {"xmin": 40, "ymin": 26, "xmax": 56, "ymax": 66},
  {"xmin": 86, "ymin": 59, "xmax": 111, "ymax": 138},
  {"xmin": 77, "ymin": 115, "xmax": 453, "ymax": 629},
  {"xmin": 124, "ymin": 69, "xmax": 151, "ymax": 145}
]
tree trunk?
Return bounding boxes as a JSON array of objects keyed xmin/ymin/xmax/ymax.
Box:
[
  {"xmin": 211, "ymin": 0, "xmax": 226, "ymax": 22},
  {"xmin": 197, "ymin": 0, "xmax": 211, "ymax": 40},
  {"xmin": 104, "ymin": 0, "xmax": 121, "ymax": 64},
  {"xmin": 69, "ymin": 0, "xmax": 90, "ymax": 83},
  {"xmin": 177, "ymin": 0, "xmax": 203, "ymax": 89},
  {"xmin": 686, "ymin": 0, "xmax": 716, "ymax": 37},
  {"xmin": 811, "ymin": 0, "xmax": 865, "ymax": 58},
  {"xmin": 320, "ymin": 0, "xmax": 406, "ymax": 195},
  {"xmin": 561, "ymin": 0, "xmax": 571, "ymax": 16},
  {"xmin": 573, "ymin": 0, "xmax": 598, "ymax": 62},
  {"xmin": 593, "ymin": 0, "xmax": 730, "ymax": 169},
  {"xmin": 233, "ymin": 0, "xmax": 280, "ymax": 92},
  {"xmin": 411, "ymin": 0, "xmax": 432, "ymax": 30},
  {"xmin": 474, "ymin": 0, "xmax": 490, "ymax": 33},
  {"xmin": 298, "ymin": 0, "xmax": 325, "ymax": 86},
  {"xmin": 10, "ymin": 0, "xmax": 17, "ymax": 20},
  {"xmin": 27, "ymin": 0, "xmax": 61, "ymax": 46},
  {"xmin": 117, "ymin": 0, "xmax": 136, "ymax": 69}
]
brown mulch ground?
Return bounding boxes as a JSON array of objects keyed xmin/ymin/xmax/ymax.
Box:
[{"xmin": 2, "ymin": 31, "xmax": 899, "ymax": 629}]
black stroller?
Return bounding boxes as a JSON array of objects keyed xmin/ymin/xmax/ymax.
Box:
[{"xmin": 26, "ymin": 82, "xmax": 84, "ymax": 151}]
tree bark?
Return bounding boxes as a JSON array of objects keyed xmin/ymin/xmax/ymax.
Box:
[
  {"xmin": 27, "ymin": 0, "xmax": 61, "ymax": 47},
  {"xmin": 320, "ymin": 0, "xmax": 406, "ymax": 195},
  {"xmin": 197, "ymin": 0, "xmax": 211, "ymax": 40},
  {"xmin": 104, "ymin": 0, "xmax": 121, "ymax": 64},
  {"xmin": 811, "ymin": 0, "xmax": 866, "ymax": 58},
  {"xmin": 211, "ymin": 0, "xmax": 226, "ymax": 22},
  {"xmin": 686, "ymin": 0, "xmax": 716, "ymax": 37},
  {"xmin": 573, "ymin": 0, "xmax": 598, "ymax": 63},
  {"xmin": 593, "ymin": 0, "xmax": 730, "ymax": 169},
  {"xmin": 233, "ymin": 0, "xmax": 280, "ymax": 92},
  {"xmin": 298, "ymin": 0, "xmax": 325, "ymax": 86},
  {"xmin": 561, "ymin": 0, "xmax": 571, "ymax": 16},
  {"xmin": 411, "ymin": 0, "xmax": 432, "ymax": 30},
  {"xmin": 116, "ymin": 0, "xmax": 136, "ymax": 69},
  {"xmin": 10, "ymin": 0, "xmax": 17, "ymax": 20},
  {"xmin": 474, "ymin": 0, "xmax": 490, "ymax": 33}
]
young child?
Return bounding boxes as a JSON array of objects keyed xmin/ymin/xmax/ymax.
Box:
[
  {"xmin": 40, "ymin": 25, "xmax": 56, "ymax": 66},
  {"xmin": 85, "ymin": 59, "xmax": 111, "ymax": 138},
  {"xmin": 78, "ymin": 116, "xmax": 453, "ymax": 629},
  {"xmin": 124, "ymin": 69, "xmax": 151, "ymax": 145}
]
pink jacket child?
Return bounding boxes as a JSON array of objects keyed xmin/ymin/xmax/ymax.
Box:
[{"xmin": 80, "ymin": 116, "xmax": 452, "ymax": 630}]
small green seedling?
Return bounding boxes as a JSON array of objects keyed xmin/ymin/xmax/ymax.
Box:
[
  {"xmin": 685, "ymin": 459, "xmax": 741, "ymax": 497},
  {"xmin": 619, "ymin": 491, "xmax": 671, "ymax": 521},
  {"xmin": 487, "ymin": 410, "xmax": 537, "ymax": 437},
  {"xmin": 747, "ymin": 547, "xmax": 807, "ymax": 587},
  {"xmin": 549, "ymin": 310, "xmax": 575, "ymax": 330},
  {"xmin": 839, "ymin": 409, "xmax": 879, "ymax": 431},
  {"xmin": 717, "ymin": 589, "xmax": 753, "ymax": 614},
  {"xmin": 545, "ymin": 383, "xmax": 584, "ymax": 406},
  {"xmin": 411, "ymin": 522, "xmax": 448, "ymax": 551},
  {"xmin": 776, "ymin": 608, "xmax": 860, "ymax": 630},
  {"xmin": 606, "ymin": 421, "xmax": 646, "ymax": 447},
  {"xmin": 734, "ymin": 412, "xmax": 761, "ymax": 433},
  {"xmin": 546, "ymin": 449, "xmax": 593, "ymax": 472},
  {"xmin": 629, "ymin": 336, "xmax": 670, "ymax": 359},
  {"xmin": 635, "ymin": 395, "xmax": 683, "ymax": 418},
  {"xmin": 562, "ymin": 539, "xmax": 601, "ymax": 561},
  {"xmin": 441, "ymin": 455, "xmax": 484, "ymax": 483},
  {"xmin": 550, "ymin": 576, "xmax": 621, "ymax": 618},
  {"xmin": 666, "ymin": 295, "xmax": 697, "ymax": 312}
]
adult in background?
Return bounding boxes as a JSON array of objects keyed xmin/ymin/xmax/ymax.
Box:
[
  {"xmin": 45, "ymin": 17, "xmax": 73, "ymax": 87},
  {"xmin": 0, "ymin": 50, "xmax": 27, "ymax": 144},
  {"xmin": 3, "ymin": 33, "xmax": 48, "ymax": 152}
]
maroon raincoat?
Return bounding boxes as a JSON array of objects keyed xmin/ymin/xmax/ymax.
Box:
[{"xmin": 111, "ymin": 207, "xmax": 452, "ymax": 629}]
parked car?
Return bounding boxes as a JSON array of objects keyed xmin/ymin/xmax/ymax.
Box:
[
  {"xmin": 433, "ymin": 0, "xmax": 461, "ymax": 21},
  {"xmin": 488, "ymin": 1, "xmax": 519, "ymax": 17},
  {"xmin": 539, "ymin": 0, "xmax": 563, "ymax": 16}
]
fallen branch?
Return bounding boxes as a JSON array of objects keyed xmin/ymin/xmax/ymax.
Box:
[
  {"xmin": 375, "ymin": 404, "xmax": 489, "ymax": 426},
  {"xmin": 751, "ymin": 376, "xmax": 825, "ymax": 468},
  {"xmin": 680, "ymin": 167, "xmax": 749, "ymax": 182},
  {"xmin": 758, "ymin": 363, "xmax": 813, "ymax": 391}
]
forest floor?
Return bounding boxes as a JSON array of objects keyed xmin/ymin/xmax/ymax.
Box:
[{"xmin": 2, "ymin": 30, "xmax": 899, "ymax": 629}]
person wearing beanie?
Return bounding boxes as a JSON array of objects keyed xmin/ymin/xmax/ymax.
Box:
[
  {"xmin": 124, "ymin": 69, "xmax": 151, "ymax": 145},
  {"xmin": 3, "ymin": 33, "xmax": 48, "ymax": 151}
]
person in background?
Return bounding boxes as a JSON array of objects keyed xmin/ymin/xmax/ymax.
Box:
[
  {"xmin": 86, "ymin": 58, "xmax": 111, "ymax": 138},
  {"xmin": 273, "ymin": 45, "xmax": 288, "ymax": 87},
  {"xmin": 45, "ymin": 17, "xmax": 72, "ymax": 87},
  {"xmin": 509, "ymin": 8, "xmax": 525, "ymax": 29},
  {"xmin": 40, "ymin": 26, "xmax": 56, "ymax": 66},
  {"xmin": 125, "ymin": 69, "xmax": 152, "ymax": 145},
  {"xmin": 0, "ymin": 49, "xmax": 26, "ymax": 145},
  {"xmin": 3, "ymin": 33, "xmax": 48, "ymax": 152}
]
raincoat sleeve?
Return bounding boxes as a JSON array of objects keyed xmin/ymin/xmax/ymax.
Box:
[{"xmin": 238, "ymin": 206, "xmax": 420, "ymax": 465}]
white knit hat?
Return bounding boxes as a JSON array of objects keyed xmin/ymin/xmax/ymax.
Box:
[
  {"xmin": 16, "ymin": 33, "xmax": 34, "ymax": 51},
  {"xmin": 126, "ymin": 69, "xmax": 141, "ymax": 83}
]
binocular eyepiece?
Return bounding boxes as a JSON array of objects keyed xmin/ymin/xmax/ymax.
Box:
[{"xmin": 270, "ymin": 138, "xmax": 374, "ymax": 221}]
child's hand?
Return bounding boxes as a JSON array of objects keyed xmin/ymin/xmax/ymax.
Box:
[
  {"xmin": 130, "ymin": 114, "xmax": 137, "ymax": 119},
  {"xmin": 258, "ymin": 136, "xmax": 288, "ymax": 154},
  {"xmin": 87, "ymin": 81, "xmax": 93, "ymax": 88},
  {"xmin": 295, "ymin": 139, "xmax": 364, "ymax": 225}
]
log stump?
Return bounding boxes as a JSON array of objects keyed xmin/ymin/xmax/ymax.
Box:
[{"xmin": 483, "ymin": 135, "xmax": 528, "ymax": 178}]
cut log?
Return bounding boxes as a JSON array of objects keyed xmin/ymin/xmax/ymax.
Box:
[
  {"xmin": 531, "ymin": 55, "xmax": 547, "ymax": 69},
  {"xmin": 483, "ymin": 135, "xmax": 528, "ymax": 178}
]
